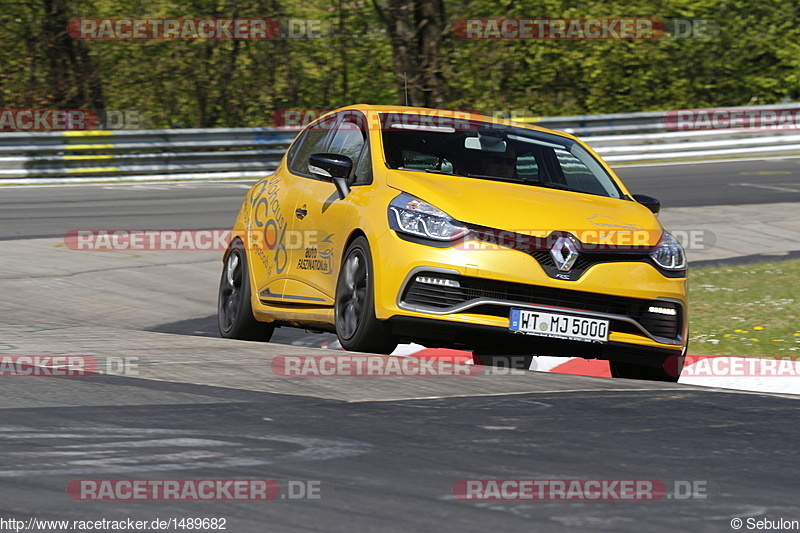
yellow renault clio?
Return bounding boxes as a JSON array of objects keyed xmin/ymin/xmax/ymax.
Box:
[{"xmin": 218, "ymin": 105, "xmax": 688, "ymax": 381}]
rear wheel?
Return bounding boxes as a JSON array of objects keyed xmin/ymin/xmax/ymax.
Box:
[
  {"xmin": 217, "ymin": 240, "xmax": 275, "ymax": 341},
  {"xmin": 335, "ymin": 237, "xmax": 397, "ymax": 354}
]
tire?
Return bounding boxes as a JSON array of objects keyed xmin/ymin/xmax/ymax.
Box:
[
  {"xmin": 609, "ymin": 355, "xmax": 683, "ymax": 382},
  {"xmin": 217, "ymin": 240, "xmax": 275, "ymax": 341},
  {"xmin": 335, "ymin": 236, "xmax": 397, "ymax": 354}
]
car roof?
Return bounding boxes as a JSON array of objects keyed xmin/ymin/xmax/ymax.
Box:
[{"xmin": 326, "ymin": 104, "xmax": 580, "ymax": 142}]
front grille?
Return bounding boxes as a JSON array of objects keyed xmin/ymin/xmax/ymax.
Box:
[
  {"xmin": 401, "ymin": 273, "xmax": 682, "ymax": 340},
  {"xmin": 530, "ymin": 250, "xmax": 652, "ymax": 277},
  {"xmin": 467, "ymin": 227, "xmax": 664, "ymax": 281}
]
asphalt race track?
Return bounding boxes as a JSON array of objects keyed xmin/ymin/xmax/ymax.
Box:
[
  {"xmin": 1, "ymin": 158, "xmax": 800, "ymax": 532},
  {"xmin": 3, "ymin": 371, "xmax": 800, "ymax": 532},
  {"xmin": 0, "ymin": 182, "xmax": 252, "ymax": 241}
]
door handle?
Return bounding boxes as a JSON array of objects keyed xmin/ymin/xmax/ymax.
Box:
[{"xmin": 295, "ymin": 208, "xmax": 308, "ymax": 220}]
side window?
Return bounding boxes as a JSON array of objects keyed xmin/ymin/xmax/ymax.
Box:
[
  {"xmin": 516, "ymin": 152, "xmax": 539, "ymax": 180},
  {"xmin": 288, "ymin": 115, "xmax": 336, "ymax": 176},
  {"xmin": 328, "ymin": 118, "xmax": 365, "ymax": 162},
  {"xmin": 329, "ymin": 112, "xmax": 372, "ymax": 185},
  {"xmin": 285, "ymin": 134, "xmax": 302, "ymax": 167},
  {"xmin": 353, "ymin": 141, "xmax": 373, "ymax": 185}
]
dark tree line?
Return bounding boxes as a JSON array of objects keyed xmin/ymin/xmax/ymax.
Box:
[{"xmin": 2, "ymin": 0, "xmax": 799, "ymax": 128}]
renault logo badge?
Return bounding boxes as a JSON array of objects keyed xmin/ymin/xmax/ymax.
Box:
[{"xmin": 551, "ymin": 235, "xmax": 579, "ymax": 271}]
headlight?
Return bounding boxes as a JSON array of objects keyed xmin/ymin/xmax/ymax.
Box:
[
  {"xmin": 388, "ymin": 192, "xmax": 469, "ymax": 241},
  {"xmin": 650, "ymin": 231, "xmax": 686, "ymax": 270}
]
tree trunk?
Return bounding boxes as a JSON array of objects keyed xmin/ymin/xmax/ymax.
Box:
[
  {"xmin": 41, "ymin": 0, "xmax": 105, "ymax": 111},
  {"xmin": 371, "ymin": 0, "xmax": 446, "ymax": 108}
]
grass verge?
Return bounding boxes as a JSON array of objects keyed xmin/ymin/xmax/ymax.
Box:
[{"xmin": 689, "ymin": 259, "xmax": 800, "ymax": 355}]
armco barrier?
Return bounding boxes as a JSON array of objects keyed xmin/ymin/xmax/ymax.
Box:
[
  {"xmin": 519, "ymin": 102, "xmax": 800, "ymax": 135},
  {"xmin": 0, "ymin": 128, "xmax": 297, "ymax": 183},
  {"xmin": 3, "ymin": 104, "xmax": 800, "ymax": 183}
]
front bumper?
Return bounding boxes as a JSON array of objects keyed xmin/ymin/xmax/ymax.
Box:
[
  {"xmin": 372, "ymin": 229, "xmax": 688, "ymax": 355},
  {"xmin": 387, "ymin": 316, "xmax": 683, "ymax": 366}
]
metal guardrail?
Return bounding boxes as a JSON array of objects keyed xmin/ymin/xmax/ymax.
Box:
[
  {"xmin": 520, "ymin": 103, "xmax": 800, "ymax": 135},
  {"xmin": 0, "ymin": 128, "xmax": 297, "ymax": 183},
  {"xmin": 2, "ymin": 104, "xmax": 800, "ymax": 183},
  {"xmin": 591, "ymin": 128, "xmax": 800, "ymax": 162}
]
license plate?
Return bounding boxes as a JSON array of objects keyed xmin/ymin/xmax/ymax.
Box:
[{"xmin": 509, "ymin": 309, "xmax": 609, "ymax": 343}]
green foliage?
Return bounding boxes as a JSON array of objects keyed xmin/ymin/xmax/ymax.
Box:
[{"xmin": 2, "ymin": 0, "xmax": 799, "ymax": 127}]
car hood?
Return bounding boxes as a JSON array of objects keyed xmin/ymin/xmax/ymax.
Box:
[{"xmin": 386, "ymin": 170, "xmax": 663, "ymax": 247}]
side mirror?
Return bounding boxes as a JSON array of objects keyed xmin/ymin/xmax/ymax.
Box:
[
  {"xmin": 309, "ymin": 153, "xmax": 352, "ymax": 199},
  {"xmin": 632, "ymin": 194, "xmax": 660, "ymax": 215}
]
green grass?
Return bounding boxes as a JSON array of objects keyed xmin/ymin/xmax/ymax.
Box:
[{"xmin": 689, "ymin": 259, "xmax": 800, "ymax": 355}]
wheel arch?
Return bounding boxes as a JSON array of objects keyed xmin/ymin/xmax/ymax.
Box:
[
  {"xmin": 341, "ymin": 228, "xmax": 369, "ymax": 266},
  {"xmin": 222, "ymin": 234, "xmax": 244, "ymax": 262}
]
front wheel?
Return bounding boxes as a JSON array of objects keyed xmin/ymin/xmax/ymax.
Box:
[
  {"xmin": 335, "ymin": 237, "xmax": 397, "ymax": 354},
  {"xmin": 217, "ymin": 240, "xmax": 275, "ymax": 341},
  {"xmin": 609, "ymin": 356, "xmax": 682, "ymax": 382}
]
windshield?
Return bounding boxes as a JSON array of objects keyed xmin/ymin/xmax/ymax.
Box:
[{"xmin": 379, "ymin": 113, "xmax": 623, "ymax": 199}]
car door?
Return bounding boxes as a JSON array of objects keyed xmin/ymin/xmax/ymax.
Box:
[
  {"xmin": 282, "ymin": 110, "xmax": 370, "ymax": 306},
  {"xmin": 252, "ymin": 113, "xmax": 337, "ymax": 306}
]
